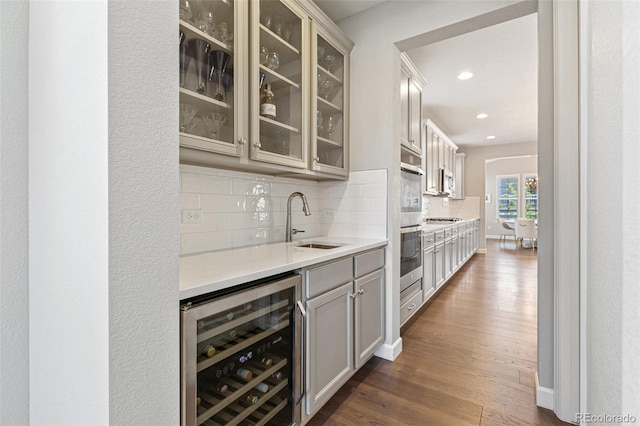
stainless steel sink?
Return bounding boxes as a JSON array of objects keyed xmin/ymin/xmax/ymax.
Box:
[{"xmin": 296, "ymin": 243, "xmax": 341, "ymax": 249}]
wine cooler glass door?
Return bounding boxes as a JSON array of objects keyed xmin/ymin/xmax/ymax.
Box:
[{"xmin": 181, "ymin": 274, "xmax": 301, "ymax": 426}]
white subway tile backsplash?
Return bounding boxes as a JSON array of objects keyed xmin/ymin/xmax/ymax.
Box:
[
  {"xmin": 181, "ymin": 172, "xmax": 233, "ymax": 194},
  {"xmin": 179, "ymin": 166, "xmax": 388, "ymax": 254}
]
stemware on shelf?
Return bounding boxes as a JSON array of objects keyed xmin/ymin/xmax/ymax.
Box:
[
  {"xmin": 323, "ymin": 54, "xmax": 336, "ymax": 72},
  {"xmin": 274, "ymin": 12, "xmax": 285, "ymax": 39},
  {"xmin": 267, "ymin": 51, "xmax": 280, "ymax": 70},
  {"xmin": 201, "ymin": 112, "xmax": 227, "ymax": 140},
  {"xmin": 260, "ymin": 3, "xmax": 273, "ymax": 29},
  {"xmin": 222, "ymin": 67, "xmax": 233, "ymax": 103},
  {"xmin": 325, "ymin": 116, "xmax": 335, "ymax": 140},
  {"xmin": 208, "ymin": 50, "xmax": 230, "ymax": 101},
  {"xmin": 179, "ymin": 0, "xmax": 192, "ymax": 21},
  {"xmin": 180, "ymin": 103, "xmax": 198, "ymax": 133},
  {"xmin": 260, "ymin": 46, "xmax": 269, "ymax": 66},
  {"xmin": 282, "ymin": 21, "xmax": 292, "ymax": 43},
  {"xmin": 316, "ymin": 110, "xmax": 323, "ymax": 133},
  {"xmin": 318, "ymin": 74, "xmax": 334, "ymax": 100},
  {"xmin": 259, "ymin": 72, "xmax": 266, "ymax": 90},
  {"xmin": 188, "ymin": 38, "xmax": 210, "ymax": 94},
  {"xmin": 215, "ymin": 22, "xmax": 233, "ymax": 44},
  {"xmin": 195, "ymin": 9, "xmax": 215, "ymax": 36},
  {"xmin": 179, "ymin": 35, "xmax": 191, "ymax": 89}
]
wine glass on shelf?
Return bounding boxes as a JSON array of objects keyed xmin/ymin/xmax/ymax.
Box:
[
  {"xmin": 326, "ymin": 116, "xmax": 335, "ymax": 140},
  {"xmin": 208, "ymin": 50, "xmax": 230, "ymax": 101},
  {"xmin": 266, "ymin": 51, "xmax": 280, "ymax": 70},
  {"xmin": 188, "ymin": 38, "xmax": 210, "ymax": 94},
  {"xmin": 179, "ymin": 35, "xmax": 191, "ymax": 89},
  {"xmin": 222, "ymin": 67, "xmax": 233, "ymax": 104},
  {"xmin": 180, "ymin": 104, "xmax": 198, "ymax": 133},
  {"xmin": 179, "ymin": 0, "xmax": 192, "ymax": 21},
  {"xmin": 215, "ymin": 22, "xmax": 233, "ymax": 44},
  {"xmin": 201, "ymin": 112, "xmax": 227, "ymax": 140},
  {"xmin": 316, "ymin": 110, "xmax": 323, "ymax": 136},
  {"xmin": 318, "ymin": 75, "xmax": 334, "ymax": 100},
  {"xmin": 195, "ymin": 9, "xmax": 215, "ymax": 36}
]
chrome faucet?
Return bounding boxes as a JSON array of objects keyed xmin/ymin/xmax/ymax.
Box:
[{"xmin": 286, "ymin": 192, "xmax": 311, "ymax": 242}]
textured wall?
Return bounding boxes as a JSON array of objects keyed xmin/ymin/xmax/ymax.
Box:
[{"xmin": 0, "ymin": 1, "xmax": 30, "ymax": 423}]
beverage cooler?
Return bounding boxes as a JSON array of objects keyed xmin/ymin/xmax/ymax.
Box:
[{"xmin": 181, "ymin": 274, "xmax": 303, "ymax": 426}]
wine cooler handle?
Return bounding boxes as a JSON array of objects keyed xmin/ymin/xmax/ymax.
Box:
[{"xmin": 295, "ymin": 300, "xmax": 306, "ymax": 406}]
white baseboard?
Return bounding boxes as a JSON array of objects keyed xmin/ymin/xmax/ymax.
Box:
[
  {"xmin": 374, "ymin": 337, "xmax": 402, "ymax": 361},
  {"xmin": 535, "ymin": 372, "xmax": 555, "ymax": 410}
]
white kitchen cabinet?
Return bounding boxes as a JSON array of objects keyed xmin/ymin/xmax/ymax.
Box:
[
  {"xmin": 400, "ymin": 53, "xmax": 426, "ymax": 156},
  {"xmin": 424, "ymin": 119, "xmax": 458, "ymax": 195},
  {"xmin": 451, "ymin": 152, "xmax": 466, "ymax": 199},
  {"xmin": 180, "ymin": 0, "xmax": 353, "ymax": 180},
  {"xmin": 434, "ymin": 240, "xmax": 445, "ymax": 289},
  {"xmin": 305, "ymin": 280, "xmax": 353, "ymax": 415},
  {"xmin": 304, "ymin": 248, "xmax": 384, "ymax": 417},
  {"xmin": 423, "ymin": 232, "xmax": 435, "ymax": 301},
  {"xmin": 310, "ymin": 20, "xmax": 351, "ymax": 177}
]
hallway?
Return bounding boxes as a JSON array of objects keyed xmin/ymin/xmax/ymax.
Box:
[{"xmin": 308, "ymin": 240, "xmax": 568, "ymax": 425}]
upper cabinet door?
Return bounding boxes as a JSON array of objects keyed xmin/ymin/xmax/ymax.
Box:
[
  {"xmin": 310, "ymin": 21, "xmax": 350, "ymax": 177},
  {"xmin": 179, "ymin": 0, "xmax": 248, "ymax": 157},
  {"xmin": 249, "ymin": 0, "xmax": 309, "ymax": 169},
  {"xmin": 409, "ymin": 79, "xmax": 422, "ymax": 154},
  {"xmin": 400, "ymin": 67, "xmax": 410, "ymax": 145}
]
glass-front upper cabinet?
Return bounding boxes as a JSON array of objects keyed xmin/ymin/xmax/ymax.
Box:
[
  {"xmin": 179, "ymin": 0, "xmax": 248, "ymax": 158},
  {"xmin": 311, "ymin": 21, "xmax": 351, "ymax": 177},
  {"xmin": 249, "ymin": 0, "xmax": 309, "ymax": 169}
]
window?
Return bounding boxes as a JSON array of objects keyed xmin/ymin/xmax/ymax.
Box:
[
  {"xmin": 497, "ymin": 175, "xmax": 519, "ymax": 220},
  {"xmin": 496, "ymin": 174, "xmax": 538, "ymax": 221}
]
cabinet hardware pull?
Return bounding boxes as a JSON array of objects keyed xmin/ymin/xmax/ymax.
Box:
[
  {"xmin": 358, "ymin": 289, "xmax": 364, "ymax": 295},
  {"xmin": 408, "ymin": 303, "xmax": 417, "ymax": 311},
  {"xmin": 254, "ymin": 141, "xmax": 261, "ymax": 148},
  {"xmin": 350, "ymin": 293, "xmax": 357, "ymax": 299},
  {"xmin": 238, "ymin": 138, "xmax": 247, "ymax": 144}
]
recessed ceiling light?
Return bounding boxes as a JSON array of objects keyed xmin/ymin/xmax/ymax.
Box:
[
  {"xmin": 486, "ymin": 135, "xmax": 496, "ymax": 140},
  {"xmin": 457, "ymin": 71, "xmax": 474, "ymax": 80},
  {"xmin": 476, "ymin": 113, "xmax": 488, "ymax": 119}
]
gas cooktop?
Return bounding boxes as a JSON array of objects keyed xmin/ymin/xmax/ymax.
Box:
[{"xmin": 424, "ymin": 217, "xmax": 464, "ymax": 223}]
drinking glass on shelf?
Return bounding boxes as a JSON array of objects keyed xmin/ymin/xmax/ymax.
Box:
[
  {"xmin": 266, "ymin": 51, "xmax": 280, "ymax": 70},
  {"xmin": 208, "ymin": 50, "xmax": 230, "ymax": 101},
  {"xmin": 195, "ymin": 10, "xmax": 215, "ymax": 36},
  {"xmin": 323, "ymin": 54, "xmax": 336, "ymax": 72},
  {"xmin": 179, "ymin": 36, "xmax": 191, "ymax": 89},
  {"xmin": 283, "ymin": 21, "xmax": 293, "ymax": 43},
  {"xmin": 326, "ymin": 116, "xmax": 335, "ymax": 140},
  {"xmin": 318, "ymin": 76, "xmax": 334, "ymax": 100},
  {"xmin": 316, "ymin": 110, "xmax": 323, "ymax": 134},
  {"xmin": 188, "ymin": 38, "xmax": 210, "ymax": 94},
  {"xmin": 201, "ymin": 112, "xmax": 227, "ymax": 140},
  {"xmin": 215, "ymin": 22, "xmax": 233, "ymax": 44},
  {"xmin": 274, "ymin": 12, "xmax": 285, "ymax": 38},
  {"xmin": 260, "ymin": 4, "xmax": 273, "ymax": 29},
  {"xmin": 180, "ymin": 104, "xmax": 198, "ymax": 133},
  {"xmin": 179, "ymin": 0, "xmax": 192, "ymax": 21},
  {"xmin": 222, "ymin": 68, "xmax": 233, "ymax": 103},
  {"xmin": 260, "ymin": 46, "xmax": 269, "ymax": 66}
]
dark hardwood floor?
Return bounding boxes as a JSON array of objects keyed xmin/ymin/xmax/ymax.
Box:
[{"xmin": 307, "ymin": 239, "xmax": 569, "ymax": 426}]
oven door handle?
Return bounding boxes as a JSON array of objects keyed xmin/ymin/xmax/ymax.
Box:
[{"xmin": 295, "ymin": 300, "xmax": 306, "ymax": 406}]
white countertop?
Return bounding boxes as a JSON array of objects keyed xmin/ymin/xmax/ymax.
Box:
[
  {"xmin": 179, "ymin": 236, "xmax": 388, "ymax": 299},
  {"xmin": 421, "ymin": 218, "xmax": 479, "ymax": 232}
]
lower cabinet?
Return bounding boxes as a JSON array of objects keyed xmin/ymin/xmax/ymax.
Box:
[
  {"xmin": 423, "ymin": 244, "xmax": 435, "ymax": 301},
  {"xmin": 434, "ymin": 241, "xmax": 445, "ymax": 289},
  {"xmin": 303, "ymin": 249, "xmax": 385, "ymax": 418}
]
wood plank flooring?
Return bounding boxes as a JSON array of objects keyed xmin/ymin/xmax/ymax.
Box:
[{"xmin": 307, "ymin": 240, "xmax": 569, "ymax": 426}]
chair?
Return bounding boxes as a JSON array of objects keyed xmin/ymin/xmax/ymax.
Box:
[
  {"xmin": 497, "ymin": 218, "xmax": 516, "ymax": 245},
  {"xmin": 515, "ymin": 218, "xmax": 537, "ymax": 249}
]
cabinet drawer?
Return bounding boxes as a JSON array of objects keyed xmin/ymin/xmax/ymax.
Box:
[
  {"xmin": 354, "ymin": 248, "xmax": 384, "ymax": 278},
  {"xmin": 306, "ymin": 257, "xmax": 353, "ymax": 299},
  {"xmin": 400, "ymin": 290, "xmax": 423, "ymax": 324},
  {"xmin": 400, "ymin": 279, "xmax": 421, "ymax": 305},
  {"xmin": 423, "ymin": 231, "xmax": 435, "ymax": 247},
  {"xmin": 435, "ymin": 230, "xmax": 445, "ymax": 242},
  {"xmin": 444, "ymin": 227, "xmax": 452, "ymax": 237}
]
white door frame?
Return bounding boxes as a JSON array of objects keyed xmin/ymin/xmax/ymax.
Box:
[{"xmin": 553, "ymin": 0, "xmax": 581, "ymax": 422}]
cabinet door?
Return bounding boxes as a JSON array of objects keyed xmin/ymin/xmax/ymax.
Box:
[
  {"xmin": 423, "ymin": 245, "xmax": 435, "ymax": 301},
  {"xmin": 444, "ymin": 238, "xmax": 452, "ymax": 279},
  {"xmin": 250, "ymin": 0, "xmax": 309, "ymax": 169},
  {"xmin": 179, "ymin": 0, "xmax": 248, "ymax": 157},
  {"xmin": 434, "ymin": 243, "xmax": 445, "ymax": 288},
  {"xmin": 425, "ymin": 126, "xmax": 436, "ymax": 193},
  {"xmin": 311, "ymin": 22, "xmax": 349, "ymax": 177},
  {"xmin": 400, "ymin": 67, "xmax": 410, "ymax": 145},
  {"xmin": 409, "ymin": 79, "xmax": 422, "ymax": 155},
  {"xmin": 305, "ymin": 281, "xmax": 354, "ymax": 415},
  {"xmin": 354, "ymin": 269, "xmax": 384, "ymax": 368}
]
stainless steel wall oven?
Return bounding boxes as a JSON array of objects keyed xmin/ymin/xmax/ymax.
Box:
[
  {"xmin": 180, "ymin": 274, "xmax": 303, "ymax": 426},
  {"xmin": 400, "ymin": 225, "xmax": 423, "ymax": 293}
]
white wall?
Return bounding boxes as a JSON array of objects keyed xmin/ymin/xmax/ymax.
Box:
[
  {"xmin": 28, "ymin": 0, "xmax": 179, "ymax": 424},
  {"xmin": 179, "ymin": 166, "xmax": 387, "ymax": 254},
  {"xmin": 586, "ymin": 0, "xmax": 640, "ymax": 418},
  {"xmin": 0, "ymin": 1, "xmax": 30, "ymax": 423},
  {"xmin": 484, "ymin": 156, "xmax": 538, "ymax": 237},
  {"xmin": 337, "ymin": 0, "xmax": 520, "ymax": 360}
]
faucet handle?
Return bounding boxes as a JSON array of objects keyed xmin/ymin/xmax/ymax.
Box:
[{"xmin": 291, "ymin": 228, "xmax": 305, "ymax": 235}]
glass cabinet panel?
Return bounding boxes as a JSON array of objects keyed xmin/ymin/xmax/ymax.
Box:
[
  {"xmin": 311, "ymin": 23, "xmax": 348, "ymax": 176},
  {"xmin": 179, "ymin": 0, "xmax": 246, "ymax": 157},
  {"xmin": 250, "ymin": 0, "xmax": 308, "ymax": 169}
]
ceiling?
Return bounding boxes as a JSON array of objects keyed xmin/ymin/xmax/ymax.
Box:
[{"xmin": 313, "ymin": 1, "xmax": 538, "ymax": 149}]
